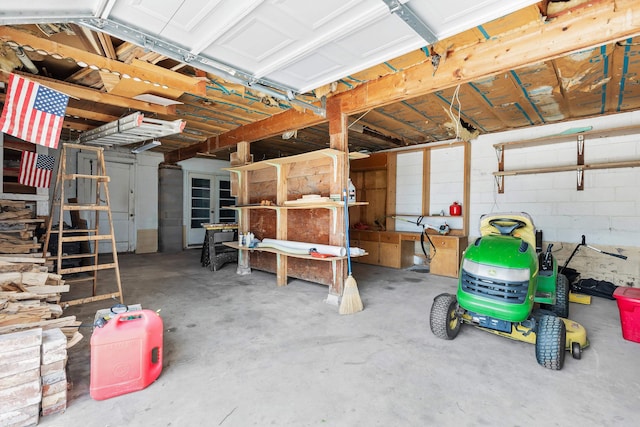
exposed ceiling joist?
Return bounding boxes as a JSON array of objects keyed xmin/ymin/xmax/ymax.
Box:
[
  {"xmin": 0, "ymin": 26, "xmax": 205, "ymax": 96},
  {"xmin": 0, "ymin": 70, "xmax": 173, "ymax": 115}
]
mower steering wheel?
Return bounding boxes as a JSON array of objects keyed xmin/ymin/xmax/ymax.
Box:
[{"xmin": 489, "ymin": 218, "xmax": 526, "ymax": 236}]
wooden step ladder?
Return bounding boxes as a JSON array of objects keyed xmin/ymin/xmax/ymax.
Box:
[{"xmin": 43, "ymin": 142, "xmax": 124, "ymax": 306}]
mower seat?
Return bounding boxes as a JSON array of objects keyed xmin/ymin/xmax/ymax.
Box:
[{"xmin": 479, "ymin": 212, "xmax": 536, "ymax": 249}]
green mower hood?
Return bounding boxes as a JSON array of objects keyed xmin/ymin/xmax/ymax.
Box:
[{"xmin": 457, "ymin": 234, "xmax": 538, "ymax": 322}]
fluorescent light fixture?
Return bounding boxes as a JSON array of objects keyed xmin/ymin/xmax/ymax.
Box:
[
  {"xmin": 133, "ymin": 93, "xmax": 184, "ymax": 106},
  {"xmin": 131, "ymin": 140, "xmax": 161, "ymax": 154}
]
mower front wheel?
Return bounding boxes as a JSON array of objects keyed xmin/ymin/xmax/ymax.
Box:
[
  {"xmin": 430, "ymin": 293, "xmax": 461, "ymax": 340},
  {"xmin": 535, "ymin": 315, "xmax": 566, "ymax": 370}
]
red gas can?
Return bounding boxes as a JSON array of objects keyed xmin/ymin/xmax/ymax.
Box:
[
  {"xmin": 449, "ymin": 202, "xmax": 462, "ymax": 216},
  {"xmin": 90, "ymin": 310, "xmax": 163, "ymax": 400}
]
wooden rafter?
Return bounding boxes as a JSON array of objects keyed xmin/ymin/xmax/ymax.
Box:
[
  {"xmin": 0, "ymin": 71, "xmax": 172, "ymax": 115},
  {"xmin": 0, "ymin": 27, "xmax": 205, "ymax": 96}
]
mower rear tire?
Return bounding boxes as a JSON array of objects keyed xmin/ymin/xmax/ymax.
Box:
[
  {"xmin": 535, "ymin": 315, "xmax": 566, "ymax": 370},
  {"xmin": 545, "ymin": 274, "xmax": 570, "ymax": 318},
  {"xmin": 430, "ymin": 293, "xmax": 461, "ymax": 340}
]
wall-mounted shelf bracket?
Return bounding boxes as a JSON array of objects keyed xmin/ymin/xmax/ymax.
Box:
[{"xmin": 495, "ymin": 175, "xmax": 505, "ymax": 194}]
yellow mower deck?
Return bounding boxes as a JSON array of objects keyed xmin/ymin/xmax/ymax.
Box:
[{"xmin": 461, "ymin": 314, "xmax": 589, "ymax": 351}]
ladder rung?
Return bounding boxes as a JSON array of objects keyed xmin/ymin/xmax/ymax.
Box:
[
  {"xmin": 63, "ymin": 174, "xmax": 110, "ymax": 182},
  {"xmin": 58, "ymin": 228, "xmax": 99, "ymax": 234},
  {"xmin": 61, "ymin": 235, "xmax": 113, "ymax": 243},
  {"xmin": 55, "ymin": 253, "xmax": 97, "ymax": 260},
  {"xmin": 63, "ymin": 204, "xmax": 109, "ymax": 211},
  {"xmin": 64, "ymin": 292, "xmax": 121, "ymax": 307},
  {"xmin": 63, "ymin": 276, "xmax": 96, "ymax": 284},
  {"xmin": 59, "ymin": 262, "xmax": 117, "ymax": 274}
]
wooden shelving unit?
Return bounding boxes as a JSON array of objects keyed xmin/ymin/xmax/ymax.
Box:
[
  {"xmin": 224, "ymin": 148, "xmax": 368, "ymax": 291},
  {"xmin": 494, "ymin": 125, "xmax": 640, "ymax": 192}
]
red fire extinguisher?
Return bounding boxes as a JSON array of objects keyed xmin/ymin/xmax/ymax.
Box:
[{"xmin": 449, "ymin": 202, "xmax": 461, "ymax": 216}]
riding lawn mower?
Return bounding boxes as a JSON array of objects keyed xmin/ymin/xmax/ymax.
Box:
[{"xmin": 429, "ymin": 212, "xmax": 589, "ymax": 370}]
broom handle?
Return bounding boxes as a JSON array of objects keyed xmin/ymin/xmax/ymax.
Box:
[{"xmin": 344, "ymin": 189, "xmax": 352, "ymax": 275}]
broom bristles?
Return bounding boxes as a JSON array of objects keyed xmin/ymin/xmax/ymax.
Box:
[{"xmin": 339, "ymin": 274, "xmax": 363, "ymax": 315}]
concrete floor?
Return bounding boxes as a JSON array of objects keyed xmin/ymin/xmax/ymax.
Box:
[{"xmin": 38, "ymin": 250, "xmax": 640, "ymax": 427}]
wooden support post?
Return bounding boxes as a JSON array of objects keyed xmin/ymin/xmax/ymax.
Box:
[
  {"xmin": 421, "ymin": 149, "xmax": 430, "ymax": 217},
  {"xmin": 463, "ymin": 141, "xmax": 471, "ymax": 235},
  {"xmin": 276, "ymin": 164, "xmax": 289, "ymax": 286},
  {"xmin": 386, "ymin": 152, "xmax": 397, "ymax": 231},
  {"xmin": 235, "ymin": 141, "xmax": 252, "ymax": 275},
  {"xmin": 327, "ymin": 98, "xmax": 347, "ymax": 297}
]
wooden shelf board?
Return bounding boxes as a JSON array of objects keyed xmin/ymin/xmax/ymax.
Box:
[
  {"xmin": 224, "ymin": 149, "xmax": 368, "ymax": 172},
  {"xmin": 494, "ymin": 125, "xmax": 640, "ymax": 150},
  {"xmin": 230, "ymin": 201, "xmax": 368, "ymax": 210},
  {"xmin": 494, "ymin": 160, "xmax": 640, "ymax": 176}
]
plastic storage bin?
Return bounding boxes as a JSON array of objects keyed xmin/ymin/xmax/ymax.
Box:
[
  {"xmin": 613, "ymin": 286, "xmax": 640, "ymax": 343},
  {"xmin": 90, "ymin": 309, "xmax": 163, "ymax": 400}
]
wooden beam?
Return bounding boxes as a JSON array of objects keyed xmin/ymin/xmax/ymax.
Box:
[
  {"xmin": 96, "ymin": 32, "xmax": 117, "ymax": 59},
  {"xmin": 64, "ymin": 106, "xmax": 118, "ymax": 123},
  {"xmin": 164, "ymin": 108, "xmax": 324, "ymax": 164},
  {"xmin": 0, "ymin": 71, "xmax": 171, "ymax": 116},
  {"xmin": 336, "ymin": 0, "xmax": 640, "ymax": 114},
  {"xmin": 0, "ymin": 26, "xmax": 205, "ymax": 96},
  {"xmin": 165, "ymin": 0, "xmax": 640, "ymax": 163}
]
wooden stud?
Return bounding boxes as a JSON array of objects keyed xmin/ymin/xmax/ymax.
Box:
[
  {"xmin": 463, "ymin": 141, "xmax": 471, "ymax": 235},
  {"xmin": 422, "ymin": 149, "xmax": 430, "ymax": 217},
  {"xmin": 386, "ymin": 152, "xmax": 397, "ymax": 231}
]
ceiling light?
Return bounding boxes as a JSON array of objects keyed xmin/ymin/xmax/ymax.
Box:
[
  {"xmin": 133, "ymin": 94, "xmax": 183, "ymax": 106},
  {"xmin": 131, "ymin": 140, "xmax": 161, "ymax": 154}
]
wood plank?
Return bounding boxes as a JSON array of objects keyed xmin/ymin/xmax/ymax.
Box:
[
  {"xmin": 0, "ymin": 70, "xmax": 171, "ymax": 116},
  {"xmin": 0, "ymin": 368, "xmax": 40, "ymax": 391},
  {"xmin": 0, "ymin": 403, "xmax": 39, "ymax": 427},
  {"xmin": 0, "ymin": 347, "xmax": 41, "ymax": 380},
  {"xmin": 0, "ymin": 328, "xmax": 42, "ymax": 355},
  {"xmin": 0, "ymin": 26, "xmax": 205, "ymax": 95},
  {"xmin": 0, "ymin": 315, "xmax": 77, "ymax": 335},
  {"xmin": 494, "ymin": 160, "xmax": 640, "ymax": 176}
]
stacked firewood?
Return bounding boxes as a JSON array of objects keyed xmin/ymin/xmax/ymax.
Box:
[
  {"xmin": 0, "ymin": 256, "xmax": 82, "ymax": 347},
  {"xmin": 0, "ymin": 256, "xmax": 82, "ymax": 424},
  {"xmin": 0, "ymin": 200, "xmax": 44, "ymax": 255}
]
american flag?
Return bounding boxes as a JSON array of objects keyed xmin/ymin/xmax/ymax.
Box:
[
  {"xmin": 19, "ymin": 151, "xmax": 55, "ymax": 188},
  {"xmin": 0, "ymin": 74, "xmax": 69, "ymax": 149}
]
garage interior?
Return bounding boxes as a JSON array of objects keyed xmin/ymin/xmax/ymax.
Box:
[{"xmin": 0, "ymin": 0, "xmax": 639, "ymax": 426}]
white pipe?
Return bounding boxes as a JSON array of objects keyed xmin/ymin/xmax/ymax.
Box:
[{"xmin": 261, "ymin": 238, "xmax": 346, "ymax": 257}]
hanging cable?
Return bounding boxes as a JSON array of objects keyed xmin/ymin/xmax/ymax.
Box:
[{"xmin": 449, "ymin": 84, "xmax": 462, "ymax": 140}]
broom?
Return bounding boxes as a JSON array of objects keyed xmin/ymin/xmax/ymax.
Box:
[{"xmin": 339, "ymin": 189, "xmax": 363, "ymax": 315}]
